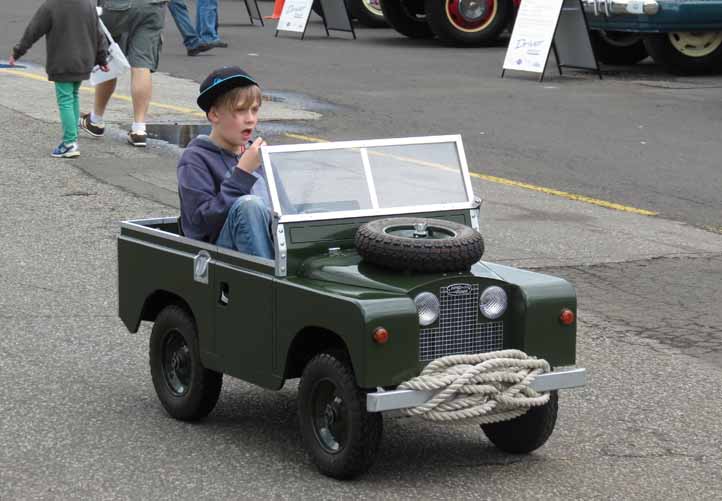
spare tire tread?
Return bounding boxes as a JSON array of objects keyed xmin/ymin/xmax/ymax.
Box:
[{"xmin": 355, "ymin": 217, "xmax": 483, "ymax": 272}]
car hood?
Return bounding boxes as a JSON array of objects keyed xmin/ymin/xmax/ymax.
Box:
[{"xmin": 299, "ymin": 250, "xmax": 505, "ymax": 295}]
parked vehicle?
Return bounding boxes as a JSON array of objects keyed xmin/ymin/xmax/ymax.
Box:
[
  {"xmin": 118, "ymin": 135, "xmax": 587, "ymax": 479},
  {"xmin": 313, "ymin": 0, "xmax": 388, "ymax": 28},
  {"xmin": 585, "ymin": 0, "xmax": 722, "ymax": 74},
  {"xmin": 379, "ymin": 0, "xmax": 520, "ymax": 45}
]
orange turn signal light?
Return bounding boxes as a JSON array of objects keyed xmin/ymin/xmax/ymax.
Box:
[
  {"xmin": 373, "ymin": 327, "xmax": 389, "ymax": 344},
  {"xmin": 560, "ymin": 308, "xmax": 575, "ymax": 326}
]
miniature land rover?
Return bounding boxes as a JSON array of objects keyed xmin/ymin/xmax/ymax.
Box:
[{"xmin": 118, "ymin": 135, "xmax": 587, "ymax": 479}]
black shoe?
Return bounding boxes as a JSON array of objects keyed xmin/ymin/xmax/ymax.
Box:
[
  {"xmin": 208, "ymin": 40, "xmax": 228, "ymax": 48},
  {"xmin": 79, "ymin": 112, "xmax": 105, "ymax": 137},
  {"xmin": 187, "ymin": 43, "xmax": 212, "ymax": 56},
  {"xmin": 128, "ymin": 130, "xmax": 147, "ymax": 147}
]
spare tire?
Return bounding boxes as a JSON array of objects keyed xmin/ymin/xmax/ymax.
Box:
[{"xmin": 355, "ymin": 217, "xmax": 484, "ymax": 272}]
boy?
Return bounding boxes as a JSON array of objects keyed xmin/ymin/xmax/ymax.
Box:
[
  {"xmin": 10, "ymin": 0, "xmax": 108, "ymax": 158},
  {"xmin": 177, "ymin": 66, "xmax": 274, "ymax": 259}
]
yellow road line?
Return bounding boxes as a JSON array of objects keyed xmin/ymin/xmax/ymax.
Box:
[
  {"xmin": 0, "ymin": 68, "xmax": 206, "ymax": 117},
  {"xmin": 284, "ymin": 132, "xmax": 328, "ymax": 143},
  {"xmin": 282, "ymin": 132, "xmax": 658, "ymax": 216},
  {"xmin": 0, "ymin": 68, "xmax": 659, "ymax": 217},
  {"xmin": 469, "ymin": 173, "xmax": 657, "ymax": 216}
]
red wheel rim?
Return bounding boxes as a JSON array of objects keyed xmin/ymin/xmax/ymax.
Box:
[{"xmin": 446, "ymin": 0, "xmax": 496, "ymax": 33}]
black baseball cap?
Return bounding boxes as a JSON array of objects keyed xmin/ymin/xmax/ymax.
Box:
[{"xmin": 197, "ymin": 66, "xmax": 259, "ymax": 112}]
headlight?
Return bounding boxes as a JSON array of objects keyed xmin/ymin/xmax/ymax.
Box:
[
  {"xmin": 480, "ymin": 286, "xmax": 507, "ymax": 319},
  {"xmin": 414, "ymin": 292, "xmax": 440, "ymax": 326}
]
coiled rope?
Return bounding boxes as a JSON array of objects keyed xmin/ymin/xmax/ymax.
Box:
[{"xmin": 398, "ymin": 350, "xmax": 550, "ymax": 424}]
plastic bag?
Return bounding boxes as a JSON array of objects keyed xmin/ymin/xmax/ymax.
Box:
[{"xmin": 89, "ymin": 18, "xmax": 130, "ymax": 86}]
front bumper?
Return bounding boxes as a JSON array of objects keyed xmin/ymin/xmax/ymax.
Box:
[
  {"xmin": 582, "ymin": 0, "xmax": 660, "ymax": 16},
  {"xmin": 366, "ymin": 367, "xmax": 587, "ymax": 412}
]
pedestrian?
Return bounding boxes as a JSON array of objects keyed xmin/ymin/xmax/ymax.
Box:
[
  {"xmin": 80, "ymin": 0, "xmax": 167, "ymax": 147},
  {"xmin": 9, "ymin": 0, "xmax": 108, "ymax": 158},
  {"xmin": 197, "ymin": 0, "xmax": 228, "ymax": 48},
  {"xmin": 177, "ymin": 66, "xmax": 275, "ymax": 258},
  {"xmin": 167, "ymin": 0, "xmax": 213, "ymax": 56}
]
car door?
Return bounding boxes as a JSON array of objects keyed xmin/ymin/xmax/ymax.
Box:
[{"xmin": 212, "ymin": 251, "xmax": 275, "ymax": 388}]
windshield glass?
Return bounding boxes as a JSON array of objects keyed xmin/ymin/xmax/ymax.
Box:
[{"xmin": 263, "ymin": 136, "xmax": 473, "ymax": 220}]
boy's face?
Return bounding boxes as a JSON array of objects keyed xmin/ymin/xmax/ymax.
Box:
[{"xmin": 208, "ymin": 94, "xmax": 260, "ymax": 147}]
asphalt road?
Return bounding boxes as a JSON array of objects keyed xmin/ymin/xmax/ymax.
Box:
[{"xmin": 1, "ymin": 0, "xmax": 721, "ymax": 499}]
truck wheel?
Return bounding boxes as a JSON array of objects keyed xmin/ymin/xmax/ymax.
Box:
[
  {"xmin": 355, "ymin": 217, "xmax": 484, "ymax": 272},
  {"xmin": 149, "ymin": 305, "xmax": 222, "ymax": 421},
  {"xmin": 424, "ymin": 0, "xmax": 513, "ymax": 46},
  {"xmin": 349, "ymin": 0, "xmax": 388, "ymax": 27},
  {"xmin": 298, "ymin": 353, "xmax": 383, "ymax": 479},
  {"xmin": 590, "ymin": 30, "xmax": 648, "ymax": 65},
  {"xmin": 313, "ymin": 0, "xmax": 387, "ymax": 27},
  {"xmin": 644, "ymin": 32, "xmax": 722, "ymax": 75},
  {"xmin": 379, "ymin": 0, "xmax": 434, "ymax": 38},
  {"xmin": 481, "ymin": 390, "xmax": 558, "ymax": 453}
]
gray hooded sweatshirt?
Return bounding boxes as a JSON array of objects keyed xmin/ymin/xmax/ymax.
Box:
[{"xmin": 13, "ymin": 0, "xmax": 108, "ymax": 82}]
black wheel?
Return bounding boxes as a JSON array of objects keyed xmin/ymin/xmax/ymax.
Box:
[
  {"xmin": 313, "ymin": 0, "xmax": 387, "ymax": 27},
  {"xmin": 298, "ymin": 352, "xmax": 383, "ymax": 479},
  {"xmin": 149, "ymin": 305, "xmax": 222, "ymax": 421},
  {"xmin": 379, "ymin": 0, "xmax": 434, "ymax": 39},
  {"xmin": 590, "ymin": 30, "xmax": 648, "ymax": 65},
  {"xmin": 424, "ymin": 0, "xmax": 513, "ymax": 46},
  {"xmin": 644, "ymin": 32, "xmax": 722, "ymax": 75},
  {"xmin": 348, "ymin": 0, "xmax": 388, "ymax": 27},
  {"xmin": 481, "ymin": 390, "xmax": 558, "ymax": 453},
  {"xmin": 355, "ymin": 217, "xmax": 484, "ymax": 273}
]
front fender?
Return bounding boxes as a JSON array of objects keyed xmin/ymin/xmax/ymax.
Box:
[
  {"xmin": 275, "ymin": 279, "xmax": 419, "ymax": 388},
  {"xmin": 482, "ymin": 262, "xmax": 577, "ymax": 366}
]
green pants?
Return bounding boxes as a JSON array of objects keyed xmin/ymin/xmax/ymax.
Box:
[{"xmin": 54, "ymin": 82, "xmax": 81, "ymax": 145}]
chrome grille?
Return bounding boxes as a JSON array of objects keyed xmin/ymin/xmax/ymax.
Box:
[{"xmin": 418, "ymin": 284, "xmax": 504, "ymax": 362}]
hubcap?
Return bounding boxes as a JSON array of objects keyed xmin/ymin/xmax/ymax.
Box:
[
  {"xmin": 458, "ymin": 0, "xmax": 486, "ymax": 22},
  {"xmin": 162, "ymin": 331, "xmax": 192, "ymax": 396},
  {"xmin": 385, "ymin": 224, "xmax": 456, "ymax": 240},
  {"xmin": 311, "ymin": 380, "xmax": 348, "ymax": 454},
  {"xmin": 446, "ymin": 0, "xmax": 496, "ymax": 33},
  {"xmin": 668, "ymin": 32, "xmax": 722, "ymax": 58}
]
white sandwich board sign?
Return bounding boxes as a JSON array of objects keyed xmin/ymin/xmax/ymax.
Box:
[
  {"xmin": 502, "ymin": 0, "xmax": 601, "ymax": 81},
  {"xmin": 276, "ymin": 0, "xmax": 315, "ymax": 38}
]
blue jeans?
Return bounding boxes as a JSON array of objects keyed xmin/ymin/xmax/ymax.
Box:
[
  {"xmin": 167, "ymin": 0, "xmax": 201, "ymax": 49},
  {"xmin": 196, "ymin": 0, "xmax": 220, "ymax": 44},
  {"xmin": 215, "ymin": 196, "xmax": 274, "ymax": 259}
]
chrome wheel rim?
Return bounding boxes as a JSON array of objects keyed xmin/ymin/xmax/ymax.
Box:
[{"xmin": 362, "ymin": 0, "xmax": 384, "ymax": 16}]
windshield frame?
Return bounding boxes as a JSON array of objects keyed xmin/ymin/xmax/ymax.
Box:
[{"xmin": 261, "ymin": 135, "xmax": 476, "ymax": 223}]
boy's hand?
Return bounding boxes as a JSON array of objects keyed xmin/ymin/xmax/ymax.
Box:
[
  {"xmin": 99, "ymin": 64, "xmax": 109, "ymax": 72},
  {"xmin": 236, "ymin": 137, "xmax": 266, "ymax": 174},
  {"xmin": 8, "ymin": 54, "xmax": 16, "ymax": 66}
]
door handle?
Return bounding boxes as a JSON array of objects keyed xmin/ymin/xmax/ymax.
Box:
[{"xmin": 219, "ymin": 282, "xmax": 229, "ymax": 306}]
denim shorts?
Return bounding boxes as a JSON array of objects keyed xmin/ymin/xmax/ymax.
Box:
[{"xmin": 101, "ymin": 2, "xmax": 166, "ymax": 72}]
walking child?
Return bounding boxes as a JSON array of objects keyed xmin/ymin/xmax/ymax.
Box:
[{"xmin": 10, "ymin": 0, "xmax": 108, "ymax": 158}]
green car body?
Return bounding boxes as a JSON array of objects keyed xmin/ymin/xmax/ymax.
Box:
[{"xmin": 118, "ymin": 136, "xmax": 578, "ymax": 393}]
